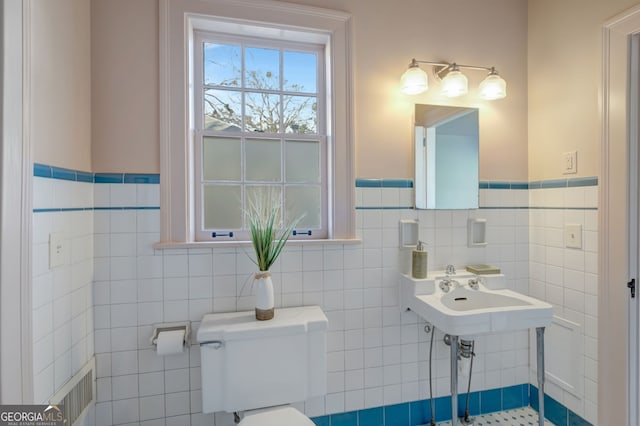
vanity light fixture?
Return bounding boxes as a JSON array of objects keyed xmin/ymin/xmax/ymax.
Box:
[{"xmin": 400, "ymin": 58, "xmax": 507, "ymax": 100}]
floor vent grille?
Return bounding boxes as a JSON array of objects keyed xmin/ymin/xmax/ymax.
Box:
[{"xmin": 50, "ymin": 357, "xmax": 95, "ymax": 425}]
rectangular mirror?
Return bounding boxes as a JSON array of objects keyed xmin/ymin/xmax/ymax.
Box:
[{"xmin": 414, "ymin": 104, "xmax": 479, "ymax": 209}]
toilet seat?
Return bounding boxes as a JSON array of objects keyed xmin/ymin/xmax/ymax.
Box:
[{"xmin": 239, "ymin": 406, "xmax": 315, "ymax": 426}]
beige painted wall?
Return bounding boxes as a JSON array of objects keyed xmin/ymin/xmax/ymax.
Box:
[
  {"xmin": 30, "ymin": 0, "xmax": 92, "ymax": 171},
  {"xmin": 90, "ymin": 0, "xmax": 528, "ymax": 180},
  {"xmin": 91, "ymin": 0, "xmax": 159, "ymax": 173},
  {"xmin": 528, "ymin": 0, "xmax": 638, "ymax": 181}
]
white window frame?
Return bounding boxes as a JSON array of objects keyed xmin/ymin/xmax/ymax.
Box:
[
  {"xmin": 193, "ymin": 31, "xmax": 328, "ymax": 241},
  {"xmin": 159, "ymin": 0, "xmax": 354, "ymax": 245}
]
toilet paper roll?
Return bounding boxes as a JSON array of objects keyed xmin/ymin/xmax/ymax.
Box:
[{"xmin": 156, "ymin": 329, "xmax": 185, "ymax": 355}]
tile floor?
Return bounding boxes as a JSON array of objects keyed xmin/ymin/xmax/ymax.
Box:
[{"xmin": 436, "ymin": 407, "xmax": 553, "ymax": 425}]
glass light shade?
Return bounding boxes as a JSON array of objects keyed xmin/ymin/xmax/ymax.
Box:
[
  {"xmin": 479, "ymin": 73, "xmax": 507, "ymax": 100},
  {"xmin": 401, "ymin": 66, "xmax": 428, "ymax": 95},
  {"xmin": 441, "ymin": 70, "xmax": 468, "ymax": 97}
]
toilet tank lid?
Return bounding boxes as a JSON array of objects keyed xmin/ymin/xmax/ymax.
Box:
[{"xmin": 197, "ymin": 305, "xmax": 328, "ymax": 342}]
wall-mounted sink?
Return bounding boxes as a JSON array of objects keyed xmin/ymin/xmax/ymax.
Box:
[
  {"xmin": 400, "ymin": 270, "xmax": 552, "ymax": 426},
  {"xmin": 400, "ymin": 272, "xmax": 553, "ymax": 336}
]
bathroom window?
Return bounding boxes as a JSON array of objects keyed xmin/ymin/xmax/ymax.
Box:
[
  {"xmin": 193, "ymin": 33, "xmax": 327, "ymax": 241},
  {"xmin": 159, "ymin": 1, "xmax": 354, "ymax": 244}
]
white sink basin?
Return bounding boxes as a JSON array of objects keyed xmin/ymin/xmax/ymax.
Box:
[{"xmin": 401, "ymin": 272, "xmax": 552, "ymax": 336}]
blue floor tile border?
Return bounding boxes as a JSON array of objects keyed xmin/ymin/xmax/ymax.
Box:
[
  {"xmin": 529, "ymin": 385, "xmax": 593, "ymax": 426},
  {"xmin": 311, "ymin": 384, "xmax": 592, "ymax": 426}
]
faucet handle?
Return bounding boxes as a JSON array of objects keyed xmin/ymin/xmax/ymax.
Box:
[
  {"xmin": 446, "ymin": 264, "xmax": 456, "ymax": 276},
  {"xmin": 439, "ymin": 278, "xmax": 451, "ymax": 292},
  {"xmin": 468, "ymin": 278, "xmax": 479, "ymax": 290}
]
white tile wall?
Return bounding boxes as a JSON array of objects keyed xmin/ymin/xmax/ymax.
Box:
[
  {"xmin": 528, "ymin": 185, "xmax": 598, "ymax": 425},
  {"xmin": 31, "ymin": 176, "xmax": 597, "ymax": 425},
  {"xmin": 87, "ymin": 183, "xmax": 532, "ymax": 426},
  {"xmin": 32, "ymin": 177, "xmax": 95, "ymax": 404}
]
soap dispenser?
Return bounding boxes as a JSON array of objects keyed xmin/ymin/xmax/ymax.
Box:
[{"xmin": 412, "ymin": 241, "xmax": 428, "ymax": 279}]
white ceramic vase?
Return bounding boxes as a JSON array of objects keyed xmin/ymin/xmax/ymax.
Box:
[{"xmin": 254, "ymin": 271, "xmax": 275, "ymax": 320}]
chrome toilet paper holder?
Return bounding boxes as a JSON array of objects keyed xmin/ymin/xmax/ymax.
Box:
[{"xmin": 150, "ymin": 321, "xmax": 191, "ymax": 348}]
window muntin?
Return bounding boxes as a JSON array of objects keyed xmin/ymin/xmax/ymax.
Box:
[{"xmin": 194, "ymin": 32, "xmax": 327, "ymax": 241}]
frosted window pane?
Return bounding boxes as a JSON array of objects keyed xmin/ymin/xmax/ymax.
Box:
[
  {"xmin": 204, "ymin": 89, "xmax": 242, "ymax": 131},
  {"xmin": 284, "ymin": 51, "xmax": 317, "ymax": 93},
  {"xmin": 204, "ymin": 43, "xmax": 241, "ymax": 87},
  {"xmin": 283, "ymin": 95, "xmax": 317, "ymax": 134},
  {"xmin": 203, "ymin": 185, "xmax": 242, "ymax": 229},
  {"xmin": 245, "ymin": 92, "xmax": 281, "ymax": 133},
  {"xmin": 286, "ymin": 140, "xmax": 319, "ymax": 183},
  {"xmin": 245, "ymin": 47, "xmax": 279, "ymax": 90},
  {"xmin": 286, "ymin": 186, "xmax": 321, "ymax": 229},
  {"xmin": 246, "ymin": 139, "xmax": 281, "ymax": 182},
  {"xmin": 245, "ymin": 186, "xmax": 282, "ymax": 228},
  {"xmin": 203, "ymin": 137, "xmax": 241, "ymax": 181}
]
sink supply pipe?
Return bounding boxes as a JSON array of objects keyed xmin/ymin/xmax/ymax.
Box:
[
  {"xmin": 425, "ymin": 324, "xmax": 437, "ymax": 426},
  {"xmin": 461, "ymin": 340, "xmax": 476, "ymax": 425},
  {"xmin": 450, "ymin": 335, "xmax": 459, "ymax": 425},
  {"xmin": 536, "ymin": 327, "xmax": 546, "ymax": 426}
]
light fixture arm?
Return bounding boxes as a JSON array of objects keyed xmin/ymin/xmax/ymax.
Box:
[{"xmin": 408, "ymin": 58, "xmax": 497, "ymax": 79}]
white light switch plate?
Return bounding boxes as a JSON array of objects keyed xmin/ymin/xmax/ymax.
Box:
[
  {"xmin": 49, "ymin": 232, "xmax": 65, "ymax": 268},
  {"xmin": 562, "ymin": 151, "xmax": 577, "ymax": 174},
  {"xmin": 564, "ymin": 224, "xmax": 582, "ymax": 249}
]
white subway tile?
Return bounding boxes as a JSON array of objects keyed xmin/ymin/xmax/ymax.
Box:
[
  {"xmin": 96, "ymin": 377, "xmax": 112, "ymax": 403},
  {"xmin": 140, "ymin": 395, "xmax": 165, "ymax": 421},
  {"xmin": 163, "ymin": 277, "xmax": 188, "ymax": 301},
  {"xmin": 110, "ymin": 327, "xmax": 138, "ymax": 352},
  {"xmin": 110, "ymin": 184, "xmax": 137, "ymax": 207},
  {"xmin": 138, "ymin": 349, "xmax": 165, "ymax": 374},
  {"xmin": 165, "ymin": 368, "xmax": 190, "ymax": 393},
  {"xmin": 137, "ymin": 210, "xmax": 161, "ymax": 233},
  {"xmin": 111, "ymin": 257, "xmax": 137, "ymax": 281},
  {"xmin": 164, "ymin": 300, "xmax": 189, "ymax": 322},
  {"xmin": 137, "ymin": 184, "xmax": 160, "ymax": 207},
  {"xmin": 112, "ymin": 398, "xmax": 140, "ymax": 424},
  {"xmin": 111, "ymin": 350, "xmax": 138, "ymax": 376},
  {"xmin": 94, "ymin": 402, "xmax": 113, "ymax": 426},
  {"xmin": 165, "ymin": 391, "xmax": 190, "ymax": 417},
  {"xmin": 110, "ymin": 210, "xmax": 137, "ymax": 234}
]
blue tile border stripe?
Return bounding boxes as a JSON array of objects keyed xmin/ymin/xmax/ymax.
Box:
[
  {"xmin": 354, "ymin": 177, "xmax": 597, "ymax": 189},
  {"xmin": 355, "ymin": 178, "xmax": 413, "ymax": 188},
  {"xmin": 479, "ymin": 177, "xmax": 598, "ymax": 189},
  {"xmin": 34, "ymin": 164, "xmax": 596, "ymax": 190},
  {"xmin": 355, "ymin": 206, "xmax": 414, "ymax": 210},
  {"xmin": 480, "ymin": 206, "xmax": 598, "ymax": 211},
  {"xmin": 528, "ymin": 176, "xmax": 598, "ymax": 189},
  {"xmin": 34, "ymin": 206, "xmax": 160, "ymax": 213},
  {"xmin": 34, "ymin": 163, "xmax": 160, "ymax": 184}
]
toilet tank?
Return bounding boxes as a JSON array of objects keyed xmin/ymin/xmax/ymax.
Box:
[{"xmin": 197, "ymin": 306, "xmax": 328, "ymax": 414}]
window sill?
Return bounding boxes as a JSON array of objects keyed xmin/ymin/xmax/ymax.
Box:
[{"xmin": 153, "ymin": 238, "xmax": 361, "ymax": 250}]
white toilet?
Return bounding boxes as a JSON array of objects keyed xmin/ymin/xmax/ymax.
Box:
[{"xmin": 197, "ymin": 306, "xmax": 328, "ymax": 425}]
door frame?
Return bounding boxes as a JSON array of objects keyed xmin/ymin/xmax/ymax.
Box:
[
  {"xmin": 601, "ymin": 4, "xmax": 640, "ymax": 425},
  {"xmin": 0, "ymin": 0, "xmax": 33, "ymax": 403}
]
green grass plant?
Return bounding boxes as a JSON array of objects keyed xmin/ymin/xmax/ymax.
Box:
[{"xmin": 246, "ymin": 188, "xmax": 301, "ymax": 272}]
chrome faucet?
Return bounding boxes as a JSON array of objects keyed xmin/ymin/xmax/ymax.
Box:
[{"xmin": 446, "ymin": 264, "xmax": 456, "ymax": 276}]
